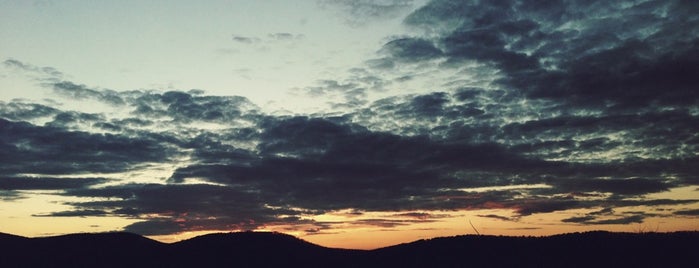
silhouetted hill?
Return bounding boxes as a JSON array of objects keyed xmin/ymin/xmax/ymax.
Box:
[
  {"xmin": 0, "ymin": 231, "xmax": 697, "ymax": 267},
  {"xmin": 366, "ymin": 231, "xmax": 699, "ymax": 267},
  {"xmin": 1, "ymin": 232, "xmax": 165, "ymax": 267},
  {"xmin": 171, "ymin": 231, "xmax": 364, "ymax": 267}
]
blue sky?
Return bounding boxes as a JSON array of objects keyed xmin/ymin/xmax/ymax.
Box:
[
  {"xmin": 1, "ymin": 0, "xmax": 698, "ymax": 249},
  {"xmin": 1, "ymin": 0, "xmax": 427, "ymax": 112}
]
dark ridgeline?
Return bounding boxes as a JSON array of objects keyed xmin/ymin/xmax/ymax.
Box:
[{"xmin": 0, "ymin": 231, "xmax": 697, "ymax": 267}]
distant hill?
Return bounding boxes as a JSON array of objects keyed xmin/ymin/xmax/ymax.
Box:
[{"xmin": 0, "ymin": 231, "xmax": 696, "ymax": 267}]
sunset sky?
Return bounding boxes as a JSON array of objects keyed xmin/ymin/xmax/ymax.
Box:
[{"xmin": 1, "ymin": 0, "xmax": 698, "ymax": 249}]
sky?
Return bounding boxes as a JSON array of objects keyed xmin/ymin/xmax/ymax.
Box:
[{"xmin": 1, "ymin": 0, "xmax": 698, "ymax": 249}]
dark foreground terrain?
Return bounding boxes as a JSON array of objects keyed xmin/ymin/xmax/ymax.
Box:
[{"xmin": 0, "ymin": 231, "xmax": 697, "ymax": 267}]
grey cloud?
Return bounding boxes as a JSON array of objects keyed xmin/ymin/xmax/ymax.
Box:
[
  {"xmin": 590, "ymin": 215, "xmax": 646, "ymax": 225},
  {"xmin": 366, "ymin": 58, "xmax": 395, "ymax": 69},
  {"xmin": 552, "ymin": 178, "xmax": 670, "ymax": 196},
  {"xmin": 477, "ymin": 214, "xmax": 514, "ymax": 221},
  {"xmin": 7, "ymin": 10, "xmax": 699, "ymax": 235},
  {"xmin": 163, "ymin": 116, "xmax": 546, "ymax": 214},
  {"xmin": 34, "ymin": 210, "xmax": 109, "ymax": 217},
  {"xmin": 301, "ymin": 80, "xmax": 368, "ymax": 107},
  {"xmin": 392, "ymin": 212, "xmax": 446, "ymax": 220},
  {"xmin": 513, "ymin": 198, "xmax": 580, "ymax": 216},
  {"xmin": 379, "ymin": 38, "xmax": 442, "ymax": 62},
  {"xmin": 400, "ymin": 0, "xmax": 699, "ymax": 110},
  {"xmin": 0, "ymin": 101, "xmax": 59, "ymax": 121},
  {"xmin": 590, "ymin": 207, "xmax": 614, "ymax": 215},
  {"xmin": 153, "ymin": 91, "xmax": 258, "ymax": 122},
  {"xmin": 563, "ymin": 214, "xmax": 646, "ymax": 225},
  {"xmin": 232, "ymin": 33, "xmax": 304, "ymax": 45},
  {"xmin": 46, "ymin": 111, "xmax": 104, "ymax": 129},
  {"xmin": 561, "ymin": 215, "xmax": 595, "ymax": 223},
  {"xmin": 52, "ymin": 81, "xmax": 125, "ymax": 105},
  {"xmin": 46, "ymin": 83, "xmax": 260, "ymax": 123},
  {"xmin": 0, "ymin": 176, "xmax": 105, "ymax": 191},
  {"xmin": 122, "ymin": 220, "xmax": 187, "ymax": 236},
  {"xmin": 0, "ymin": 190, "xmax": 24, "ymax": 201},
  {"xmin": 319, "ymin": 0, "xmax": 415, "ymax": 26},
  {"xmin": 4, "ymin": 58, "xmax": 63, "ymax": 79},
  {"xmin": 7, "ymin": 81, "xmax": 692, "ymax": 235},
  {"xmin": 231, "ymin": 35, "xmax": 260, "ymax": 44},
  {"xmin": 0, "ymin": 118, "xmax": 176, "ymax": 176},
  {"xmin": 674, "ymin": 209, "xmax": 699, "ymax": 216},
  {"xmin": 268, "ymin": 33, "xmax": 304, "ymax": 41},
  {"xmin": 351, "ymin": 218, "xmax": 435, "ymax": 228},
  {"xmin": 62, "ymin": 183, "xmax": 317, "ymax": 235}
]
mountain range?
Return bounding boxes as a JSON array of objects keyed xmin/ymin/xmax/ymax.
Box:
[{"xmin": 1, "ymin": 231, "xmax": 696, "ymax": 267}]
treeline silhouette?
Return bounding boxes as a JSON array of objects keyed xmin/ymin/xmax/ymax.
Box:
[{"xmin": 1, "ymin": 231, "xmax": 697, "ymax": 267}]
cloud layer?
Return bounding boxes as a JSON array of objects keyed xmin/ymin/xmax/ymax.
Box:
[{"xmin": 2, "ymin": 0, "xmax": 698, "ymax": 236}]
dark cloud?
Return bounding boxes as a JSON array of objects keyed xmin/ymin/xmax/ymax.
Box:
[
  {"xmin": 145, "ymin": 91, "xmax": 258, "ymax": 122},
  {"xmin": 46, "ymin": 111, "xmax": 104, "ymax": 129},
  {"xmin": 0, "ymin": 177, "xmax": 104, "ymax": 191},
  {"xmin": 351, "ymin": 218, "xmax": 435, "ymax": 228},
  {"xmin": 0, "ymin": 101, "xmax": 59, "ymax": 121},
  {"xmin": 399, "ymin": 0, "xmax": 699, "ymax": 109},
  {"xmin": 6, "ymin": 1, "xmax": 699, "ymax": 237},
  {"xmin": 563, "ymin": 215, "xmax": 646, "ymax": 225},
  {"xmin": 4, "ymin": 83, "xmax": 696, "ymax": 237},
  {"xmin": 379, "ymin": 38, "xmax": 442, "ymax": 62},
  {"xmin": 552, "ymin": 178, "xmax": 671, "ymax": 196},
  {"xmin": 392, "ymin": 212, "xmax": 446, "ymax": 220},
  {"xmin": 674, "ymin": 209, "xmax": 699, "ymax": 216},
  {"xmin": 52, "ymin": 81, "xmax": 125, "ymax": 105},
  {"xmin": 477, "ymin": 214, "xmax": 514, "ymax": 221},
  {"xmin": 513, "ymin": 198, "xmax": 580, "ymax": 216},
  {"xmin": 34, "ymin": 209, "xmax": 109, "ymax": 217},
  {"xmin": 561, "ymin": 215, "xmax": 595, "ymax": 223},
  {"xmin": 62, "ymin": 183, "xmax": 317, "ymax": 235},
  {"xmin": 0, "ymin": 118, "xmax": 176, "ymax": 176},
  {"xmin": 42, "ymin": 82, "xmax": 261, "ymax": 124}
]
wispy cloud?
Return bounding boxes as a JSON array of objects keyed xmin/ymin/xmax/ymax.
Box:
[{"xmin": 318, "ymin": 0, "xmax": 416, "ymax": 26}]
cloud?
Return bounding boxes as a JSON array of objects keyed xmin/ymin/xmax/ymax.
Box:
[
  {"xmin": 351, "ymin": 218, "xmax": 435, "ymax": 228},
  {"xmin": 3, "ymin": 58, "xmax": 63, "ymax": 79},
  {"xmin": 6, "ymin": 80, "xmax": 689, "ymax": 235},
  {"xmin": 33, "ymin": 209, "xmax": 109, "ymax": 217},
  {"xmin": 477, "ymin": 214, "xmax": 514, "ymax": 221},
  {"xmin": 379, "ymin": 38, "xmax": 442, "ymax": 62},
  {"xmin": 0, "ymin": 177, "xmax": 105, "ymax": 191},
  {"xmin": 231, "ymin": 35, "xmax": 260, "ymax": 44},
  {"xmin": 319, "ymin": 0, "xmax": 416, "ymax": 26},
  {"xmin": 392, "ymin": 212, "xmax": 446, "ymax": 220},
  {"xmin": 674, "ymin": 209, "xmax": 699, "ymax": 216},
  {"xmin": 52, "ymin": 81, "xmax": 126, "ymax": 105},
  {"xmin": 301, "ymin": 79, "xmax": 368, "ymax": 107},
  {"xmin": 231, "ymin": 33, "xmax": 304, "ymax": 45},
  {"xmin": 399, "ymin": 0, "xmax": 699, "ymax": 110},
  {"xmin": 268, "ymin": 33, "xmax": 305, "ymax": 41},
  {"xmin": 0, "ymin": 190, "xmax": 24, "ymax": 201},
  {"xmin": 61, "ymin": 183, "xmax": 318, "ymax": 235},
  {"xmin": 563, "ymin": 214, "xmax": 646, "ymax": 225},
  {"xmin": 5, "ymin": 2, "xmax": 699, "ymax": 237},
  {"xmin": 552, "ymin": 178, "xmax": 671, "ymax": 196},
  {"xmin": 0, "ymin": 118, "xmax": 176, "ymax": 176},
  {"xmin": 0, "ymin": 101, "xmax": 60, "ymax": 121}
]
